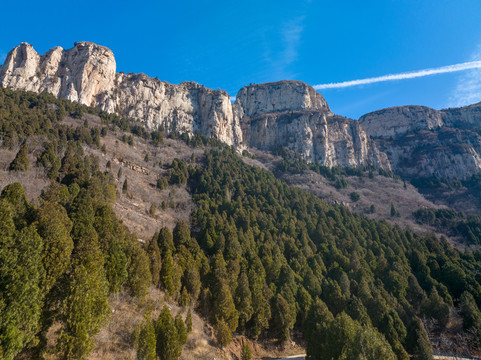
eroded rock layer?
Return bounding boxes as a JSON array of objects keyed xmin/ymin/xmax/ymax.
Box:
[
  {"xmin": 0, "ymin": 42, "xmax": 390, "ymax": 170},
  {"xmin": 236, "ymin": 82, "xmax": 390, "ymax": 169},
  {"xmin": 359, "ymin": 103, "xmax": 481, "ymax": 179},
  {"xmin": 0, "ymin": 42, "xmax": 242, "ymax": 147}
]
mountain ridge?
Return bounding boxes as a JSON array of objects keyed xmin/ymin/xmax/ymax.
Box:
[{"xmin": 2, "ymin": 41, "xmax": 481, "ymax": 179}]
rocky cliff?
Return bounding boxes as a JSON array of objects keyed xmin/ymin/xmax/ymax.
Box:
[
  {"xmin": 0, "ymin": 42, "xmax": 390, "ymax": 170},
  {"xmin": 4, "ymin": 42, "xmax": 481, "ymax": 178},
  {"xmin": 359, "ymin": 103, "xmax": 481, "ymax": 179},
  {"xmin": 236, "ymin": 82, "xmax": 390, "ymax": 169},
  {"xmin": 0, "ymin": 42, "xmax": 243, "ymax": 147}
]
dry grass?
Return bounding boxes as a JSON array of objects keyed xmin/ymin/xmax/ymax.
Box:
[
  {"xmin": 89, "ymin": 288, "xmax": 227, "ymax": 360},
  {"xmin": 0, "ymin": 147, "xmax": 50, "ymax": 201},
  {"xmin": 87, "ymin": 127, "xmax": 201, "ymax": 241}
]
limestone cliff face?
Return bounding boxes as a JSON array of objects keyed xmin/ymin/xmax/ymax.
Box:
[
  {"xmin": 360, "ymin": 103, "xmax": 481, "ymax": 179},
  {"xmin": 0, "ymin": 43, "xmax": 389, "ymax": 170},
  {"xmin": 236, "ymin": 81, "xmax": 390, "ymax": 169},
  {"xmin": 359, "ymin": 106, "xmax": 444, "ymax": 138},
  {"xmin": 235, "ymin": 80, "xmax": 330, "ymax": 118},
  {"xmin": 0, "ymin": 42, "xmax": 116, "ymax": 106},
  {"xmin": 0, "ymin": 42, "xmax": 242, "ymax": 147}
]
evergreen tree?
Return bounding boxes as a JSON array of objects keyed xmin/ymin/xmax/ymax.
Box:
[
  {"xmin": 271, "ymin": 293, "xmax": 295, "ymax": 342},
  {"xmin": 127, "ymin": 241, "xmax": 152, "ymax": 298},
  {"xmin": 185, "ymin": 308, "xmax": 193, "ymax": 333},
  {"xmin": 214, "ymin": 318, "xmax": 232, "ymax": 348},
  {"xmin": 157, "ymin": 226, "xmax": 174, "ymax": 254},
  {"xmin": 183, "ymin": 260, "xmax": 201, "ymax": 304},
  {"xmin": 106, "ymin": 240, "xmax": 128, "ymax": 293},
  {"xmin": 9, "ymin": 144, "xmax": 29, "ymax": 171},
  {"xmin": 36, "ymin": 201, "xmax": 74, "ymax": 292},
  {"xmin": 304, "ymin": 298, "xmax": 334, "ymax": 359},
  {"xmin": 56, "ymin": 226, "xmax": 110, "ymax": 360},
  {"xmin": 241, "ymin": 342, "xmax": 253, "ymax": 360},
  {"xmin": 175, "ymin": 312, "xmax": 187, "ymax": 346},
  {"xmin": 310, "ymin": 312, "xmax": 396, "ymax": 360},
  {"xmin": 173, "ymin": 220, "xmax": 190, "ymax": 247},
  {"xmin": 460, "ymin": 291, "xmax": 481, "ymax": 337},
  {"xmin": 235, "ymin": 272, "xmax": 254, "ymax": 331},
  {"xmin": 155, "ymin": 306, "xmax": 182, "ymax": 360},
  {"xmin": 421, "ymin": 289, "xmax": 450, "ymax": 329},
  {"xmin": 137, "ymin": 315, "xmax": 156, "ymax": 360},
  {"xmin": 160, "ymin": 249, "xmax": 176, "ymax": 298},
  {"xmin": 147, "ymin": 236, "xmax": 162, "ymax": 287},
  {"xmin": 0, "ymin": 224, "xmax": 45, "ymax": 360},
  {"xmin": 0, "ymin": 182, "xmax": 30, "ymax": 229},
  {"xmin": 405, "ymin": 317, "xmax": 433, "ymax": 360},
  {"xmin": 213, "ymin": 283, "xmax": 238, "ymax": 332}
]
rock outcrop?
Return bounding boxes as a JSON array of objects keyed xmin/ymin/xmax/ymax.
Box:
[
  {"xmin": 0, "ymin": 42, "xmax": 116, "ymax": 106},
  {"xmin": 4, "ymin": 41, "xmax": 481, "ymax": 178},
  {"xmin": 359, "ymin": 105, "xmax": 444, "ymax": 138},
  {"xmin": 360, "ymin": 103, "xmax": 481, "ymax": 179},
  {"xmin": 236, "ymin": 82, "xmax": 389, "ymax": 169},
  {"xmin": 0, "ymin": 43, "xmax": 390, "ymax": 170},
  {"xmin": 235, "ymin": 80, "xmax": 330, "ymax": 118},
  {"xmin": 0, "ymin": 42, "xmax": 242, "ymax": 147}
]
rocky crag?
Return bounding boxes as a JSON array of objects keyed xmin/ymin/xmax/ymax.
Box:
[
  {"xmin": 0, "ymin": 42, "xmax": 389, "ymax": 170},
  {"xmin": 360, "ymin": 103, "xmax": 481, "ymax": 179},
  {"xmin": 2, "ymin": 42, "xmax": 481, "ymax": 178}
]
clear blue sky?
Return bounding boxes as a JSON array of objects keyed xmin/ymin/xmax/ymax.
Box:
[{"xmin": 1, "ymin": 0, "xmax": 481, "ymax": 119}]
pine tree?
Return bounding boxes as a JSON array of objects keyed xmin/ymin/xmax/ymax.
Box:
[
  {"xmin": 137, "ymin": 315, "xmax": 156, "ymax": 360},
  {"xmin": 185, "ymin": 308, "xmax": 193, "ymax": 333},
  {"xmin": 36, "ymin": 201, "xmax": 74, "ymax": 292},
  {"xmin": 147, "ymin": 236, "xmax": 162, "ymax": 287},
  {"xmin": 56, "ymin": 224, "xmax": 110, "ymax": 360},
  {"xmin": 9, "ymin": 144, "xmax": 29, "ymax": 171},
  {"xmin": 155, "ymin": 306, "xmax": 182, "ymax": 360},
  {"xmin": 0, "ymin": 224, "xmax": 45, "ymax": 360},
  {"xmin": 160, "ymin": 249, "xmax": 175, "ymax": 298},
  {"xmin": 123, "ymin": 178, "xmax": 128, "ymax": 193},
  {"xmin": 157, "ymin": 226, "xmax": 174, "ymax": 254},
  {"xmin": 241, "ymin": 342, "xmax": 253, "ymax": 360},
  {"xmin": 175, "ymin": 311, "xmax": 187, "ymax": 346},
  {"xmin": 235, "ymin": 272, "xmax": 253, "ymax": 331}
]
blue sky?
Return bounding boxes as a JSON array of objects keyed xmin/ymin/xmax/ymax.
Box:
[{"xmin": 1, "ymin": 0, "xmax": 481, "ymax": 119}]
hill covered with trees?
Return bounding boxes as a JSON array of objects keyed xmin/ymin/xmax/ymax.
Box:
[{"xmin": 0, "ymin": 88, "xmax": 481, "ymax": 359}]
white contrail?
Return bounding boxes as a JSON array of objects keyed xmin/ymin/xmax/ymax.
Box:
[{"xmin": 313, "ymin": 61, "xmax": 481, "ymax": 90}]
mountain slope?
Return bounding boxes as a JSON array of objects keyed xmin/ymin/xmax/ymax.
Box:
[{"xmin": 1, "ymin": 88, "xmax": 481, "ymax": 359}]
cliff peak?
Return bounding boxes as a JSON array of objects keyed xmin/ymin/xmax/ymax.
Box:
[{"xmin": 235, "ymin": 80, "xmax": 330, "ymax": 118}]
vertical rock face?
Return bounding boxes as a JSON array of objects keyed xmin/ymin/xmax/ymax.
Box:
[
  {"xmin": 235, "ymin": 80, "xmax": 330, "ymax": 118},
  {"xmin": 0, "ymin": 43, "xmax": 389, "ymax": 169},
  {"xmin": 359, "ymin": 106, "xmax": 444, "ymax": 138},
  {"xmin": 0, "ymin": 42, "xmax": 116, "ymax": 106},
  {"xmin": 0, "ymin": 42, "xmax": 242, "ymax": 147},
  {"xmin": 359, "ymin": 103, "xmax": 481, "ymax": 179},
  {"xmin": 103, "ymin": 75, "xmax": 242, "ymax": 146},
  {"xmin": 236, "ymin": 81, "xmax": 390, "ymax": 169}
]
